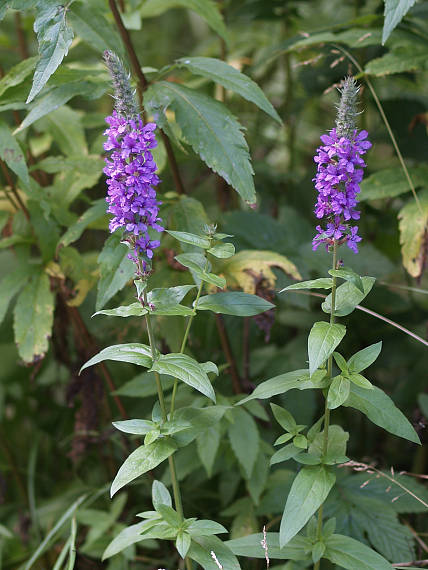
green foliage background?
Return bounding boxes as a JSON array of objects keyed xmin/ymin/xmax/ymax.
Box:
[{"xmin": 0, "ymin": 0, "xmax": 427, "ymax": 568}]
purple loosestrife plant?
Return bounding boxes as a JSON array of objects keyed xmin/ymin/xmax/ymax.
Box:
[
  {"xmin": 312, "ymin": 77, "xmax": 371, "ymax": 253},
  {"xmin": 103, "ymin": 51, "xmax": 163, "ymax": 274}
]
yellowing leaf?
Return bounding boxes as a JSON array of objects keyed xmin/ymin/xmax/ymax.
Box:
[
  {"xmin": 398, "ymin": 190, "xmax": 428, "ymax": 278},
  {"xmin": 220, "ymin": 250, "xmax": 301, "ymax": 293}
]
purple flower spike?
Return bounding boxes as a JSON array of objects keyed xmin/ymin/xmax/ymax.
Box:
[{"xmin": 312, "ymin": 78, "xmax": 371, "ymax": 253}]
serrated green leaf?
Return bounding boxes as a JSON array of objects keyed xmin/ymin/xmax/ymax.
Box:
[
  {"xmin": 176, "ymin": 57, "xmax": 281, "ymax": 123},
  {"xmin": 359, "ymin": 166, "xmax": 428, "ymax": 201},
  {"xmin": 280, "ymin": 278, "xmax": 333, "ymax": 292},
  {"xmin": 324, "ymin": 533, "xmax": 393, "ymax": 569},
  {"xmin": 167, "ymin": 229, "xmax": 211, "ymax": 248},
  {"xmin": 308, "ymin": 322, "xmax": 346, "ymax": 376},
  {"xmin": 327, "ymin": 376, "xmax": 351, "ymax": 410},
  {"xmin": 196, "ymin": 292, "xmax": 274, "ymax": 316},
  {"xmin": 111, "ymin": 438, "xmax": 177, "ymax": 496},
  {"xmin": 228, "ymin": 407, "xmax": 259, "ymax": 479},
  {"xmin": 237, "ymin": 369, "xmax": 328, "ymax": 405},
  {"xmin": 280, "ymin": 466, "xmax": 336, "ymax": 546},
  {"xmin": 347, "ymin": 341, "xmax": 382, "ymax": 373},
  {"xmin": 80, "ymin": 343, "xmax": 153, "ymax": 373},
  {"xmin": 398, "ymin": 189, "xmax": 428, "ymax": 278},
  {"xmin": 96, "ymin": 233, "xmax": 135, "ymax": 311},
  {"xmin": 146, "ymin": 81, "xmax": 255, "ymax": 204},
  {"xmin": 0, "ymin": 120, "xmax": 30, "ymax": 187},
  {"xmin": 140, "ymin": 0, "xmax": 228, "ymax": 41},
  {"xmin": 344, "ymin": 384, "xmax": 420, "ymax": 444},
  {"xmin": 365, "ymin": 46, "xmax": 427, "ymax": 76},
  {"xmin": 151, "ymin": 353, "xmax": 216, "ymax": 401},
  {"xmin": 322, "ymin": 277, "xmax": 375, "ymax": 317},
  {"xmin": 13, "ymin": 269, "xmax": 54, "ymax": 363},
  {"xmin": 382, "ymin": 0, "xmax": 417, "ymax": 44},
  {"xmin": 27, "ymin": 2, "xmax": 74, "ymax": 103}
]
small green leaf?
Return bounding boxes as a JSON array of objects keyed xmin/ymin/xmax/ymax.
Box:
[
  {"xmin": 344, "ymin": 384, "xmax": 420, "ymax": 444},
  {"xmin": 176, "ymin": 531, "xmax": 191, "ymax": 558},
  {"xmin": 349, "ymin": 373, "xmax": 374, "ymax": 389},
  {"xmin": 327, "ymin": 376, "xmax": 351, "ymax": 410},
  {"xmin": 329, "ymin": 268, "xmax": 364, "ymax": 293},
  {"xmin": 312, "ymin": 541, "xmax": 325, "ymax": 564},
  {"xmin": 144, "ymin": 430, "xmax": 160, "ymax": 445},
  {"xmin": 80, "ymin": 343, "xmax": 153, "ymax": 373},
  {"xmin": 308, "ymin": 425, "xmax": 349, "ymax": 465},
  {"xmin": 102, "ymin": 520, "xmax": 159, "ymax": 560},
  {"xmin": 280, "ymin": 466, "xmax": 336, "ymax": 547},
  {"xmin": 207, "ymin": 242, "xmax": 235, "ymax": 259},
  {"xmin": 27, "ymin": 2, "xmax": 74, "ymax": 103},
  {"xmin": 188, "ymin": 519, "xmax": 227, "ymax": 537},
  {"xmin": 280, "ymin": 278, "xmax": 333, "ymax": 292},
  {"xmin": 228, "ymin": 407, "xmax": 259, "ymax": 479},
  {"xmin": 167, "ymin": 230, "xmax": 211, "ymax": 248},
  {"xmin": 308, "ymin": 322, "xmax": 346, "ymax": 376},
  {"xmin": 347, "ymin": 341, "xmax": 382, "ymax": 373},
  {"xmin": 152, "ymin": 480, "xmax": 172, "ymax": 509},
  {"xmin": 176, "ymin": 56, "xmax": 281, "ymax": 123},
  {"xmin": 0, "ymin": 265, "xmax": 32, "ymax": 326},
  {"xmin": 94, "ymin": 303, "xmax": 148, "ymax": 318},
  {"xmin": 157, "ymin": 504, "xmax": 181, "ymax": 528},
  {"xmin": 274, "ymin": 433, "xmax": 294, "ymax": 446},
  {"xmin": 111, "ymin": 439, "xmax": 177, "ymax": 496},
  {"xmin": 325, "ymin": 533, "xmax": 393, "ymax": 569},
  {"xmin": 226, "ymin": 532, "xmax": 309, "ymax": 560},
  {"xmin": 270, "ymin": 404, "xmax": 297, "ymax": 432},
  {"xmin": 270, "ymin": 443, "xmax": 303, "ymax": 465},
  {"xmin": 322, "ymin": 277, "xmax": 375, "ymax": 317},
  {"xmin": 333, "ymin": 352, "xmax": 348, "ymax": 373},
  {"xmin": 113, "ymin": 419, "xmax": 155, "ymax": 435},
  {"xmin": 151, "ymin": 353, "xmax": 216, "ymax": 402},
  {"xmin": 196, "ymin": 292, "xmax": 274, "ymax": 316},
  {"xmin": 293, "ymin": 434, "xmax": 308, "ymax": 449}
]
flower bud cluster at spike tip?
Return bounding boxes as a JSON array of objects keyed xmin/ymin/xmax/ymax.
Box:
[
  {"xmin": 103, "ymin": 52, "xmax": 164, "ymax": 269},
  {"xmin": 312, "ymin": 77, "xmax": 371, "ymax": 254}
]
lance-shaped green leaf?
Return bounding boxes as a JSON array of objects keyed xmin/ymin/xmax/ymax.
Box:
[
  {"xmin": 344, "ymin": 384, "xmax": 420, "ymax": 444},
  {"xmin": 58, "ymin": 199, "xmax": 107, "ymax": 249},
  {"xmin": 324, "ymin": 533, "xmax": 393, "ymax": 569},
  {"xmin": 94, "ymin": 303, "xmax": 148, "ymax": 318},
  {"xmin": 111, "ymin": 438, "xmax": 177, "ymax": 496},
  {"xmin": 102, "ymin": 520, "xmax": 157, "ymax": 560},
  {"xmin": 13, "ymin": 269, "xmax": 54, "ymax": 363},
  {"xmin": 280, "ymin": 278, "xmax": 333, "ymax": 292},
  {"xmin": 146, "ymin": 81, "xmax": 255, "ymax": 204},
  {"xmin": 148, "ymin": 284, "xmax": 196, "ymax": 316},
  {"xmin": 188, "ymin": 535, "xmax": 241, "ymax": 569},
  {"xmin": 0, "ymin": 56, "xmax": 37, "ymax": 98},
  {"xmin": 151, "ymin": 353, "xmax": 216, "ymax": 402},
  {"xmin": 176, "ymin": 253, "xmax": 225, "ymax": 288},
  {"xmin": 0, "ymin": 120, "xmax": 30, "ymax": 187},
  {"xmin": 347, "ymin": 341, "xmax": 382, "ymax": 373},
  {"xmin": 327, "ymin": 376, "xmax": 351, "ymax": 409},
  {"xmin": 27, "ymin": 2, "xmax": 74, "ymax": 103},
  {"xmin": 237, "ymin": 369, "xmax": 328, "ymax": 405},
  {"xmin": 196, "ymin": 291, "xmax": 274, "ymax": 316},
  {"xmin": 113, "ymin": 419, "xmax": 156, "ymax": 435},
  {"xmin": 308, "ymin": 322, "xmax": 346, "ymax": 376},
  {"xmin": 167, "ymin": 230, "xmax": 210, "ymax": 248},
  {"xmin": 228, "ymin": 407, "xmax": 259, "ymax": 479},
  {"xmin": 176, "ymin": 56, "xmax": 281, "ymax": 123},
  {"xmin": 207, "ymin": 242, "xmax": 235, "ymax": 259},
  {"xmin": 69, "ymin": 2, "xmax": 124, "ymax": 55},
  {"xmin": 322, "ymin": 277, "xmax": 375, "ymax": 317},
  {"xmin": 80, "ymin": 343, "xmax": 153, "ymax": 373},
  {"xmin": 329, "ymin": 267, "xmax": 364, "ymax": 293},
  {"xmin": 382, "ymin": 0, "xmax": 417, "ymax": 44},
  {"xmin": 187, "ymin": 520, "xmax": 227, "ymax": 537},
  {"xmin": 0, "ymin": 264, "xmax": 32, "ymax": 326},
  {"xmin": 280, "ymin": 465, "xmax": 336, "ymax": 547},
  {"xmin": 226, "ymin": 532, "xmax": 309, "ymax": 560},
  {"xmin": 152, "ymin": 480, "xmax": 172, "ymax": 509},
  {"xmin": 96, "ymin": 233, "xmax": 135, "ymax": 311}
]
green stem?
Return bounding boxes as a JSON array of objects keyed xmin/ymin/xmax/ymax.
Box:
[
  {"xmin": 314, "ymin": 240, "xmax": 337, "ymax": 570},
  {"xmin": 169, "ymin": 261, "xmax": 207, "ymax": 417},
  {"xmin": 142, "ymin": 289, "xmax": 191, "ymax": 570}
]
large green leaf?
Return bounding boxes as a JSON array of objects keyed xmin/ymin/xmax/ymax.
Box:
[
  {"xmin": 0, "ymin": 120, "xmax": 30, "ymax": 187},
  {"xmin": 196, "ymin": 292, "xmax": 274, "ymax": 316},
  {"xmin": 151, "ymin": 353, "xmax": 216, "ymax": 402},
  {"xmin": 382, "ymin": 0, "xmax": 417, "ymax": 44},
  {"xmin": 237, "ymin": 369, "xmax": 327, "ymax": 405},
  {"xmin": 398, "ymin": 189, "xmax": 428, "ymax": 278},
  {"xmin": 96, "ymin": 233, "xmax": 135, "ymax": 311},
  {"xmin": 27, "ymin": 2, "xmax": 74, "ymax": 103},
  {"xmin": 347, "ymin": 342, "xmax": 382, "ymax": 373},
  {"xmin": 146, "ymin": 81, "xmax": 256, "ymax": 204},
  {"xmin": 280, "ymin": 278, "xmax": 333, "ymax": 292},
  {"xmin": 175, "ymin": 57, "xmax": 281, "ymax": 123},
  {"xmin": 228, "ymin": 407, "xmax": 259, "ymax": 479},
  {"xmin": 344, "ymin": 384, "xmax": 420, "ymax": 444},
  {"xmin": 324, "ymin": 533, "xmax": 393, "ymax": 569},
  {"xmin": 359, "ymin": 166, "xmax": 428, "ymax": 201},
  {"xmin": 365, "ymin": 46, "xmax": 427, "ymax": 76},
  {"xmin": 226, "ymin": 532, "xmax": 309, "ymax": 560},
  {"xmin": 280, "ymin": 466, "xmax": 336, "ymax": 547},
  {"xmin": 140, "ymin": 0, "xmax": 228, "ymax": 41},
  {"xmin": 102, "ymin": 521, "xmax": 156, "ymax": 560},
  {"xmin": 69, "ymin": 2, "xmax": 124, "ymax": 55},
  {"xmin": 13, "ymin": 269, "xmax": 54, "ymax": 363},
  {"xmin": 322, "ymin": 277, "xmax": 375, "ymax": 317},
  {"xmin": 308, "ymin": 322, "xmax": 346, "ymax": 376},
  {"xmin": 80, "ymin": 343, "xmax": 153, "ymax": 373},
  {"xmin": 111, "ymin": 438, "xmax": 177, "ymax": 496}
]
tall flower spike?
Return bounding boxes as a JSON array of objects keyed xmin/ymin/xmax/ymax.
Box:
[
  {"xmin": 103, "ymin": 51, "xmax": 164, "ymax": 271},
  {"xmin": 312, "ymin": 77, "xmax": 371, "ymax": 254}
]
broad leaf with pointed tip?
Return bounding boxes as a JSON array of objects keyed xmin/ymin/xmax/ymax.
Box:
[
  {"xmin": 196, "ymin": 292, "xmax": 274, "ymax": 316},
  {"xmin": 80, "ymin": 343, "xmax": 153, "ymax": 373},
  {"xmin": 308, "ymin": 322, "xmax": 346, "ymax": 376}
]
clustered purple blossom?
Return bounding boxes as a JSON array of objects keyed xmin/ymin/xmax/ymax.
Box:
[
  {"xmin": 312, "ymin": 127, "xmax": 371, "ymax": 253},
  {"xmin": 103, "ymin": 111, "xmax": 164, "ymax": 265}
]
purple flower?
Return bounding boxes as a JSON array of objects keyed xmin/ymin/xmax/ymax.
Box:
[{"xmin": 104, "ymin": 111, "xmax": 164, "ymax": 266}]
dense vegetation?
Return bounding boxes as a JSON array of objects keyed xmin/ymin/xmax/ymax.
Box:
[{"xmin": 0, "ymin": 0, "xmax": 427, "ymax": 568}]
